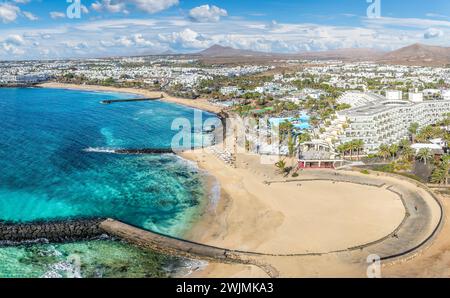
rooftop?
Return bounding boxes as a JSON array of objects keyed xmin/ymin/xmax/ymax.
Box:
[{"xmin": 338, "ymin": 99, "xmax": 414, "ymax": 116}]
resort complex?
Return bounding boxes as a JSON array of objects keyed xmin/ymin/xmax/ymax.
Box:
[{"xmin": 337, "ymin": 94, "xmax": 450, "ymax": 152}]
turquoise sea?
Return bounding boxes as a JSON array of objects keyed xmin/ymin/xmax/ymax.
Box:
[{"xmin": 0, "ymin": 87, "xmax": 218, "ymax": 277}]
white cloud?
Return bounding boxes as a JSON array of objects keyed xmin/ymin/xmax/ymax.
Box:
[
  {"xmin": 92, "ymin": 0, "xmax": 127, "ymax": 14},
  {"xmin": 0, "ymin": 3, "xmax": 20, "ymax": 23},
  {"xmin": 23, "ymin": 11, "xmax": 38, "ymax": 21},
  {"xmin": 188, "ymin": 4, "xmax": 228, "ymax": 23},
  {"xmin": 63, "ymin": 41, "xmax": 89, "ymax": 50},
  {"xmin": 1, "ymin": 34, "xmax": 26, "ymax": 56},
  {"xmin": 3, "ymin": 14, "xmax": 450, "ymax": 60},
  {"xmin": 159, "ymin": 28, "xmax": 212, "ymax": 49},
  {"xmin": 130, "ymin": 0, "xmax": 178, "ymax": 14},
  {"xmin": 81, "ymin": 5, "xmax": 89, "ymax": 14},
  {"xmin": 102, "ymin": 33, "xmax": 158, "ymax": 48},
  {"xmin": 3, "ymin": 34, "xmax": 25, "ymax": 46},
  {"xmin": 364, "ymin": 17, "xmax": 450, "ymax": 29},
  {"xmin": 92, "ymin": 0, "xmax": 178, "ymax": 14},
  {"xmin": 424, "ymin": 28, "xmax": 444, "ymax": 39},
  {"xmin": 50, "ymin": 12, "xmax": 66, "ymax": 19}
]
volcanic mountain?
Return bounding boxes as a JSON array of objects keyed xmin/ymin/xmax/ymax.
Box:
[
  {"xmin": 194, "ymin": 43, "xmax": 450, "ymax": 66},
  {"xmin": 198, "ymin": 44, "xmax": 273, "ymax": 57},
  {"xmin": 377, "ymin": 43, "xmax": 450, "ymax": 66}
]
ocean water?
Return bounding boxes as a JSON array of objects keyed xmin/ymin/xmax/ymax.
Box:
[
  {"xmin": 0, "ymin": 88, "xmax": 219, "ymax": 236},
  {"xmin": 0, "ymin": 240, "xmax": 176, "ymax": 278}
]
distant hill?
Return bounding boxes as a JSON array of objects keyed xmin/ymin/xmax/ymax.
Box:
[
  {"xmin": 376, "ymin": 43, "xmax": 450, "ymax": 66},
  {"xmin": 192, "ymin": 43, "xmax": 450, "ymax": 66},
  {"xmin": 197, "ymin": 45, "xmax": 384, "ymax": 61},
  {"xmin": 296, "ymin": 48, "xmax": 385, "ymax": 61},
  {"xmin": 160, "ymin": 49, "xmax": 176, "ymax": 55},
  {"xmin": 198, "ymin": 44, "xmax": 273, "ymax": 57}
]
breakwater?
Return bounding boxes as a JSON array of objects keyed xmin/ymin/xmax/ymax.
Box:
[
  {"xmin": 100, "ymin": 97, "xmax": 160, "ymax": 104},
  {"xmin": 114, "ymin": 148, "xmax": 175, "ymax": 154},
  {"xmin": 0, "ymin": 219, "xmax": 107, "ymax": 245},
  {"xmin": 0, "ymin": 218, "xmax": 278, "ymax": 277}
]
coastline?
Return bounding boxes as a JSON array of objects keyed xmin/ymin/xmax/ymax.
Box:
[
  {"xmin": 37, "ymin": 82, "xmax": 224, "ymax": 115},
  {"xmin": 34, "ymin": 83, "xmax": 444, "ymax": 278},
  {"xmin": 36, "ymin": 82, "xmax": 225, "ymax": 243}
]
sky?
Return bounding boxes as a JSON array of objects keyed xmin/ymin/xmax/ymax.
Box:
[{"xmin": 0, "ymin": 0, "xmax": 450, "ymax": 60}]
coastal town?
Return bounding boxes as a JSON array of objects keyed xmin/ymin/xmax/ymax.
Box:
[
  {"xmin": 3, "ymin": 48, "xmax": 450, "ymax": 278},
  {"xmin": 3, "ymin": 52, "xmax": 450, "ymax": 183}
]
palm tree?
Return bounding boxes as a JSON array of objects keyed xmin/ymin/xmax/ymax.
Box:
[
  {"xmin": 347, "ymin": 142, "xmax": 355, "ymax": 160},
  {"xmin": 275, "ymin": 159, "xmax": 287, "ymax": 174},
  {"xmin": 298, "ymin": 132, "xmax": 311, "ymax": 144},
  {"xmin": 417, "ymin": 125, "xmax": 441, "ymax": 143},
  {"xmin": 408, "ymin": 123, "xmax": 419, "ymax": 143},
  {"xmin": 399, "ymin": 139, "xmax": 411, "ymax": 150},
  {"xmin": 279, "ymin": 121, "xmax": 294, "ymax": 143},
  {"xmin": 416, "ymin": 148, "xmax": 433, "ymax": 165},
  {"xmin": 400, "ymin": 144, "xmax": 415, "ymax": 162},
  {"xmin": 337, "ymin": 144, "xmax": 346, "ymax": 158},
  {"xmin": 389, "ymin": 144, "xmax": 399, "ymax": 161},
  {"xmin": 354, "ymin": 140, "xmax": 365, "ymax": 160},
  {"xmin": 431, "ymin": 156, "xmax": 450, "ymax": 185},
  {"xmin": 378, "ymin": 144, "xmax": 391, "ymax": 162},
  {"xmin": 287, "ymin": 132, "xmax": 296, "ymax": 158},
  {"xmin": 441, "ymin": 113, "xmax": 450, "ymax": 127}
]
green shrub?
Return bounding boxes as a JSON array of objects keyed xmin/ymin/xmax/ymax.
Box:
[{"xmin": 372, "ymin": 164, "xmax": 395, "ymax": 173}]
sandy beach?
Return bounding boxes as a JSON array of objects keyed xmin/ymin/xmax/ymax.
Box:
[
  {"xmin": 38, "ymin": 82, "xmax": 444, "ymax": 278},
  {"xmin": 183, "ymin": 150, "xmax": 405, "ymax": 254},
  {"xmin": 38, "ymin": 82, "xmax": 224, "ymax": 115},
  {"xmin": 180, "ymin": 148, "xmax": 440, "ymax": 277}
]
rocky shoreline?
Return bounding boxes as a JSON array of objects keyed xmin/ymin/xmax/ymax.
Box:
[{"xmin": 0, "ymin": 218, "xmax": 108, "ymax": 246}]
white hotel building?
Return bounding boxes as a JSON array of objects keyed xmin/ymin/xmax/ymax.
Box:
[{"xmin": 337, "ymin": 96, "xmax": 450, "ymax": 153}]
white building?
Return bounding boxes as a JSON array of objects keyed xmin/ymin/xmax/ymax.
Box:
[
  {"xmin": 443, "ymin": 90, "xmax": 450, "ymax": 100},
  {"xmin": 337, "ymin": 91, "xmax": 385, "ymax": 108},
  {"xmin": 337, "ymin": 96, "xmax": 450, "ymax": 152},
  {"xmin": 220, "ymin": 86, "xmax": 241, "ymax": 96},
  {"xmin": 408, "ymin": 92, "xmax": 423, "ymax": 103},
  {"xmin": 386, "ymin": 90, "xmax": 403, "ymax": 100},
  {"xmin": 411, "ymin": 143, "xmax": 442, "ymax": 154}
]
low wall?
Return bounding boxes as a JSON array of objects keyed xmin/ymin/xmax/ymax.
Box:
[{"xmin": 0, "ymin": 218, "xmax": 107, "ymax": 245}]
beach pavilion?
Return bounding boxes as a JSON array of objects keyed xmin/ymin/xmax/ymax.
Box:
[{"xmin": 297, "ymin": 140, "xmax": 345, "ymax": 169}]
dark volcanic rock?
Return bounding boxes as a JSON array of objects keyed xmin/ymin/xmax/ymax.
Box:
[{"xmin": 0, "ymin": 218, "xmax": 108, "ymax": 246}]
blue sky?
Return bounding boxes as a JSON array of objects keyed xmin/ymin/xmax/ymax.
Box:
[{"xmin": 0, "ymin": 0, "xmax": 450, "ymax": 60}]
